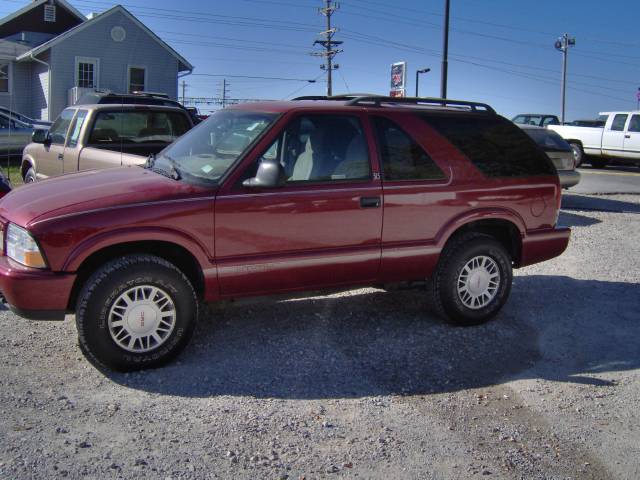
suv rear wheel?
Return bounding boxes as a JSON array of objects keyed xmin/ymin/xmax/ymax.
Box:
[
  {"xmin": 76, "ymin": 254, "xmax": 198, "ymax": 371},
  {"xmin": 428, "ymin": 233, "xmax": 512, "ymax": 326}
]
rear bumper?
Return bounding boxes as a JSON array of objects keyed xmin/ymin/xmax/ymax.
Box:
[
  {"xmin": 520, "ymin": 227, "xmax": 571, "ymax": 267},
  {"xmin": 559, "ymin": 170, "xmax": 581, "ymax": 188},
  {"xmin": 0, "ymin": 257, "xmax": 75, "ymax": 321}
]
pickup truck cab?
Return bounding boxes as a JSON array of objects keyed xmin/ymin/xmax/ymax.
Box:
[
  {"xmin": 548, "ymin": 111, "xmax": 640, "ymax": 168},
  {"xmin": 0, "ymin": 95, "xmax": 571, "ymax": 371},
  {"xmin": 21, "ymin": 104, "xmax": 193, "ymax": 182}
]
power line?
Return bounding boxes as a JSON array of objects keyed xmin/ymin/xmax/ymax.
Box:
[{"xmin": 192, "ymin": 73, "xmax": 318, "ymax": 82}]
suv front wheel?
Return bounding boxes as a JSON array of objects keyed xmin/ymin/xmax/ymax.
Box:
[
  {"xmin": 428, "ymin": 233, "xmax": 513, "ymax": 326},
  {"xmin": 76, "ymin": 254, "xmax": 199, "ymax": 371}
]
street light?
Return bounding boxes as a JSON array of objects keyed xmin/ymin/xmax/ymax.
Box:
[{"xmin": 416, "ymin": 68, "xmax": 431, "ymax": 97}]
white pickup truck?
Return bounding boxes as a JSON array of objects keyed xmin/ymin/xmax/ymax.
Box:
[{"xmin": 548, "ymin": 111, "xmax": 640, "ymax": 168}]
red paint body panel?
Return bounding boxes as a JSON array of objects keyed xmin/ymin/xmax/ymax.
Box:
[{"xmin": 0, "ymin": 101, "xmax": 571, "ymax": 319}]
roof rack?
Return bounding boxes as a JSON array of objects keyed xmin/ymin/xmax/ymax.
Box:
[{"xmin": 291, "ymin": 94, "xmax": 495, "ymax": 114}]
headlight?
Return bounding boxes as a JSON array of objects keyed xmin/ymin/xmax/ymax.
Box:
[{"xmin": 6, "ymin": 224, "xmax": 47, "ymax": 268}]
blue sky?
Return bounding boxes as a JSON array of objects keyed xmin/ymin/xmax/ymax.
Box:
[{"xmin": 3, "ymin": 0, "xmax": 639, "ymax": 119}]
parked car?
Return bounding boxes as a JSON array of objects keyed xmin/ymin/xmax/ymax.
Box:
[
  {"xmin": 21, "ymin": 104, "xmax": 193, "ymax": 182},
  {"xmin": 0, "ymin": 112, "xmax": 34, "ymax": 156},
  {"xmin": 512, "ymin": 114, "xmax": 560, "ymax": 127},
  {"xmin": 0, "ymin": 169, "xmax": 12, "ymax": 198},
  {"xmin": 0, "ymin": 107, "xmax": 52, "ymax": 130},
  {"xmin": 548, "ymin": 111, "xmax": 640, "ymax": 168},
  {"xmin": 519, "ymin": 125, "xmax": 580, "ymax": 188},
  {"xmin": 76, "ymin": 90, "xmax": 202, "ymax": 125},
  {"xmin": 0, "ymin": 95, "xmax": 570, "ymax": 371}
]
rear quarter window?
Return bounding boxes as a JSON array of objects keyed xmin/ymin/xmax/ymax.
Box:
[{"xmin": 421, "ymin": 115, "xmax": 556, "ymax": 177}]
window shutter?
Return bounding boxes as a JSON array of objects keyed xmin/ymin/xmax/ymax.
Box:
[{"xmin": 44, "ymin": 4, "xmax": 56, "ymax": 23}]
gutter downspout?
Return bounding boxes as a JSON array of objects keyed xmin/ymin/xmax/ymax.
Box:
[{"xmin": 29, "ymin": 53, "xmax": 51, "ymax": 122}]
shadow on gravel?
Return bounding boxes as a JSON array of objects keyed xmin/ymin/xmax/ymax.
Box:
[
  {"xmin": 562, "ymin": 193, "xmax": 640, "ymax": 213},
  {"xmin": 109, "ymin": 275, "xmax": 640, "ymax": 399},
  {"xmin": 557, "ymin": 211, "xmax": 601, "ymax": 227}
]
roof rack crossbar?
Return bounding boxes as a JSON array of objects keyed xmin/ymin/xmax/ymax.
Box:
[{"xmin": 344, "ymin": 96, "xmax": 495, "ymax": 113}]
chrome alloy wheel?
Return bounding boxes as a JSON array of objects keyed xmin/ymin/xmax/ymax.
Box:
[
  {"xmin": 457, "ymin": 255, "xmax": 501, "ymax": 310},
  {"xmin": 108, "ymin": 285, "xmax": 176, "ymax": 353}
]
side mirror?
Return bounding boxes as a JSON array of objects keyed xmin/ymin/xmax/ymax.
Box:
[
  {"xmin": 242, "ymin": 158, "xmax": 287, "ymax": 188},
  {"xmin": 32, "ymin": 129, "xmax": 50, "ymax": 145}
]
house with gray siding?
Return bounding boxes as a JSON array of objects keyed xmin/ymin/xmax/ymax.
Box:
[{"xmin": 0, "ymin": 0, "xmax": 193, "ymax": 121}]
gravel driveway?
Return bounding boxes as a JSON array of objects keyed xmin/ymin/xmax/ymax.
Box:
[{"xmin": 1, "ymin": 193, "xmax": 639, "ymax": 480}]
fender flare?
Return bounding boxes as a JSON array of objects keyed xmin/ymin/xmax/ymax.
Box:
[
  {"xmin": 435, "ymin": 207, "xmax": 526, "ymax": 250},
  {"xmin": 61, "ymin": 226, "xmax": 212, "ymax": 272}
]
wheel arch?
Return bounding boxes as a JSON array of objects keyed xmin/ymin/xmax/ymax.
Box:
[
  {"xmin": 437, "ymin": 212, "xmax": 524, "ymax": 267},
  {"xmin": 66, "ymin": 239, "xmax": 207, "ymax": 312},
  {"xmin": 21, "ymin": 155, "xmax": 36, "ymax": 179}
]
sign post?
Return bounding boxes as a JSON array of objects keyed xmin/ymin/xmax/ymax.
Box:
[{"xmin": 390, "ymin": 62, "xmax": 407, "ymax": 98}]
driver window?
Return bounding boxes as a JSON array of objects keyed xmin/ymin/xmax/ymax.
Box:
[
  {"xmin": 48, "ymin": 109, "xmax": 75, "ymax": 145},
  {"xmin": 255, "ymin": 115, "xmax": 371, "ymax": 184}
]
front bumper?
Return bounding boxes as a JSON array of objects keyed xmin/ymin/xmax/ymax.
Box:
[
  {"xmin": 0, "ymin": 256, "xmax": 75, "ymax": 320},
  {"xmin": 520, "ymin": 227, "xmax": 571, "ymax": 267},
  {"xmin": 558, "ymin": 170, "xmax": 581, "ymax": 189}
]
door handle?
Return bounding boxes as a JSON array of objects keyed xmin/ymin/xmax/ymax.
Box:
[
  {"xmin": 624, "ymin": 134, "xmax": 631, "ymax": 139},
  {"xmin": 57, "ymin": 153, "xmax": 64, "ymax": 161},
  {"xmin": 360, "ymin": 196, "xmax": 381, "ymax": 208}
]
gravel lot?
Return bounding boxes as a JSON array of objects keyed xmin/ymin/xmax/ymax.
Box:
[{"xmin": 1, "ymin": 193, "xmax": 639, "ymax": 480}]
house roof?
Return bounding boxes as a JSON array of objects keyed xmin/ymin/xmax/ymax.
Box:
[
  {"xmin": 0, "ymin": 39, "xmax": 31, "ymax": 58},
  {"xmin": 0, "ymin": 0, "xmax": 86, "ymax": 38},
  {"xmin": 16, "ymin": 5, "xmax": 194, "ymax": 72}
]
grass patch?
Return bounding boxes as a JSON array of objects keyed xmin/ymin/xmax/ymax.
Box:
[{"xmin": 0, "ymin": 157, "xmax": 24, "ymax": 186}]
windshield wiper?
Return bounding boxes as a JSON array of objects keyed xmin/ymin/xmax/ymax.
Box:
[{"xmin": 149, "ymin": 154, "xmax": 182, "ymax": 181}]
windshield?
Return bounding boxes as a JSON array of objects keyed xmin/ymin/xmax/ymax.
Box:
[{"xmin": 155, "ymin": 110, "xmax": 277, "ymax": 184}]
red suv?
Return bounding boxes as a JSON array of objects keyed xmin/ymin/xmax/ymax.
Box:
[{"xmin": 0, "ymin": 96, "xmax": 570, "ymax": 371}]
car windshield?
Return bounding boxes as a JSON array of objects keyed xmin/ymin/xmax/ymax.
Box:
[{"xmin": 154, "ymin": 110, "xmax": 277, "ymax": 184}]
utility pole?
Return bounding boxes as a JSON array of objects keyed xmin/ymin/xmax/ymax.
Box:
[
  {"xmin": 312, "ymin": 0, "xmax": 342, "ymax": 96},
  {"xmin": 219, "ymin": 78, "xmax": 230, "ymax": 109},
  {"xmin": 416, "ymin": 68, "xmax": 430, "ymax": 97},
  {"xmin": 440, "ymin": 0, "xmax": 450, "ymax": 99},
  {"xmin": 180, "ymin": 80, "xmax": 187, "ymax": 105},
  {"xmin": 555, "ymin": 33, "xmax": 575, "ymax": 124}
]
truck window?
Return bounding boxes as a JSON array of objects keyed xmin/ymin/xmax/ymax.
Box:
[
  {"xmin": 87, "ymin": 110, "xmax": 191, "ymax": 155},
  {"xmin": 610, "ymin": 114, "xmax": 628, "ymax": 131},
  {"xmin": 422, "ymin": 114, "xmax": 555, "ymax": 177},
  {"xmin": 374, "ymin": 116, "xmax": 445, "ymax": 181},
  {"xmin": 67, "ymin": 110, "xmax": 88, "ymax": 148},
  {"xmin": 628, "ymin": 115, "xmax": 640, "ymax": 133},
  {"xmin": 49, "ymin": 109, "xmax": 75, "ymax": 145}
]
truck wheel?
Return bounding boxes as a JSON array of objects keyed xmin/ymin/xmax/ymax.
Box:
[
  {"xmin": 590, "ymin": 158, "xmax": 608, "ymax": 169},
  {"xmin": 24, "ymin": 167, "xmax": 37, "ymax": 183},
  {"xmin": 76, "ymin": 254, "xmax": 198, "ymax": 371},
  {"xmin": 569, "ymin": 142, "xmax": 583, "ymax": 168},
  {"xmin": 428, "ymin": 233, "xmax": 512, "ymax": 326}
]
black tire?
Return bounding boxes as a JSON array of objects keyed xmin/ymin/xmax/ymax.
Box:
[
  {"xmin": 427, "ymin": 233, "xmax": 512, "ymax": 326},
  {"xmin": 569, "ymin": 142, "xmax": 583, "ymax": 168},
  {"xmin": 590, "ymin": 158, "xmax": 608, "ymax": 169},
  {"xmin": 24, "ymin": 167, "xmax": 37, "ymax": 183},
  {"xmin": 76, "ymin": 254, "xmax": 199, "ymax": 371}
]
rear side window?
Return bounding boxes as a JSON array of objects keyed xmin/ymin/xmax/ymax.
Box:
[
  {"xmin": 610, "ymin": 114, "xmax": 628, "ymax": 131},
  {"xmin": 87, "ymin": 110, "xmax": 191, "ymax": 155},
  {"xmin": 374, "ymin": 116, "xmax": 445, "ymax": 181},
  {"xmin": 629, "ymin": 115, "xmax": 640, "ymax": 133},
  {"xmin": 421, "ymin": 115, "xmax": 555, "ymax": 177}
]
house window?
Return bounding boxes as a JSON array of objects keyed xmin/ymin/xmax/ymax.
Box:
[
  {"xmin": 44, "ymin": 4, "xmax": 56, "ymax": 22},
  {"xmin": 0, "ymin": 63, "xmax": 9, "ymax": 93},
  {"xmin": 76, "ymin": 57, "xmax": 98, "ymax": 88},
  {"xmin": 128, "ymin": 67, "xmax": 146, "ymax": 93}
]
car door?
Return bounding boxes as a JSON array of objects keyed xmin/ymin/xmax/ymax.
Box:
[
  {"xmin": 623, "ymin": 114, "xmax": 640, "ymax": 160},
  {"xmin": 214, "ymin": 112, "xmax": 383, "ymax": 296},
  {"xmin": 36, "ymin": 108, "xmax": 75, "ymax": 178},
  {"xmin": 601, "ymin": 113, "xmax": 628, "ymax": 157}
]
